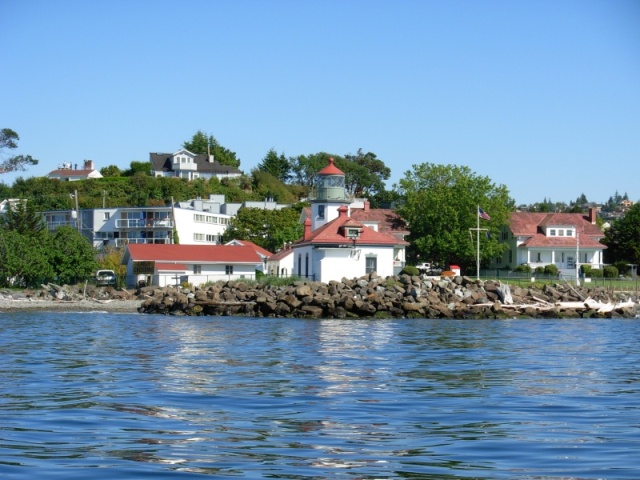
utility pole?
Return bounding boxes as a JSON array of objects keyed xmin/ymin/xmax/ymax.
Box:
[
  {"xmin": 575, "ymin": 231, "xmax": 580, "ymax": 286},
  {"xmin": 470, "ymin": 205, "xmax": 489, "ymax": 280},
  {"xmin": 74, "ymin": 189, "xmax": 80, "ymax": 234}
]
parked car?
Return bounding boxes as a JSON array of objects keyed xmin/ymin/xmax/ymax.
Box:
[{"xmin": 95, "ymin": 270, "xmax": 117, "ymax": 287}]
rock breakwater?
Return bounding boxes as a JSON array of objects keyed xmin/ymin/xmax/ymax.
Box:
[{"xmin": 138, "ymin": 273, "xmax": 639, "ymax": 319}]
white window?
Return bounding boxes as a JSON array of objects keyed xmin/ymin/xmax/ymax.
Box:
[
  {"xmin": 558, "ymin": 230, "xmax": 564, "ymax": 236},
  {"xmin": 225, "ymin": 265, "xmax": 233, "ymax": 275},
  {"xmin": 549, "ymin": 229, "xmax": 556, "ymax": 236},
  {"xmin": 318, "ymin": 205, "xmax": 325, "ymax": 219},
  {"xmin": 366, "ymin": 256, "xmax": 377, "ymax": 274},
  {"xmin": 566, "ymin": 229, "xmax": 573, "ymax": 236},
  {"xmin": 194, "ymin": 233, "xmax": 205, "ymax": 242},
  {"xmin": 104, "ymin": 212, "xmax": 110, "ymax": 220},
  {"xmin": 193, "ymin": 265, "xmax": 202, "ymax": 274}
]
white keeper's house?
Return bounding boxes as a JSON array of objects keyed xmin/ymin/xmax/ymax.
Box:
[
  {"xmin": 273, "ymin": 158, "xmax": 408, "ymax": 283},
  {"xmin": 491, "ymin": 208, "xmax": 607, "ymax": 276}
]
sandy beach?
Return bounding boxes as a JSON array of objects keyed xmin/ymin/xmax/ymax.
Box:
[{"xmin": 0, "ymin": 297, "xmax": 143, "ymax": 313}]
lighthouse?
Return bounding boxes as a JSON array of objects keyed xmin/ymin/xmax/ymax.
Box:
[{"xmin": 310, "ymin": 157, "xmax": 352, "ymax": 230}]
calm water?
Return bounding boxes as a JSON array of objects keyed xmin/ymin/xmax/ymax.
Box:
[{"xmin": 1, "ymin": 313, "xmax": 639, "ymax": 479}]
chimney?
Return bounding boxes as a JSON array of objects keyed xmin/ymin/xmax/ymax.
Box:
[
  {"xmin": 84, "ymin": 159, "xmax": 94, "ymax": 170},
  {"xmin": 588, "ymin": 207, "xmax": 597, "ymax": 224},
  {"xmin": 338, "ymin": 205, "xmax": 349, "ymax": 217},
  {"xmin": 303, "ymin": 217, "xmax": 312, "ymax": 240},
  {"xmin": 364, "ymin": 200, "xmax": 370, "ymax": 212}
]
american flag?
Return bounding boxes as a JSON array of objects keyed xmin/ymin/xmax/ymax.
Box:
[{"xmin": 478, "ymin": 207, "xmax": 491, "ymax": 221}]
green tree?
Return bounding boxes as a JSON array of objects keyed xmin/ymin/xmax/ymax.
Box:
[
  {"xmin": 342, "ymin": 148, "xmax": 390, "ymax": 198},
  {"xmin": 223, "ymin": 207, "xmax": 303, "ymax": 252},
  {"xmin": 257, "ymin": 148, "xmax": 290, "ymax": 182},
  {"xmin": 183, "ymin": 130, "xmax": 241, "ymax": 169},
  {"xmin": 100, "ymin": 165, "xmax": 123, "ymax": 177},
  {"xmin": 0, "ymin": 128, "xmax": 38, "ymax": 174},
  {"xmin": 288, "ymin": 153, "xmax": 335, "ymax": 187},
  {"xmin": 395, "ymin": 163, "xmax": 514, "ymax": 271},
  {"xmin": 0, "ymin": 229, "xmax": 54, "ymax": 287},
  {"xmin": 250, "ymin": 169, "xmax": 298, "ymax": 204},
  {"xmin": 1, "ymin": 200, "xmax": 46, "ymax": 237},
  {"xmin": 603, "ymin": 202, "xmax": 640, "ymax": 266},
  {"xmin": 123, "ymin": 161, "xmax": 152, "ymax": 177},
  {"xmin": 48, "ymin": 226, "xmax": 98, "ymax": 284}
]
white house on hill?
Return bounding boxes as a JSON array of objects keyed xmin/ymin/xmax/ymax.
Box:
[
  {"xmin": 47, "ymin": 160, "xmax": 103, "ymax": 181},
  {"xmin": 150, "ymin": 149, "xmax": 242, "ymax": 181}
]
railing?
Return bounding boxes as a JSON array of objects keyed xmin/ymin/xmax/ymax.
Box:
[
  {"xmin": 115, "ymin": 238, "xmax": 172, "ymax": 247},
  {"xmin": 115, "ymin": 219, "xmax": 174, "ymax": 229},
  {"xmin": 46, "ymin": 220, "xmax": 77, "ymax": 230}
]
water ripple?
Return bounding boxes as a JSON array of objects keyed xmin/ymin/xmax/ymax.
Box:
[{"xmin": 1, "ymin": 313, "xmax": 639, "ymax": 478}]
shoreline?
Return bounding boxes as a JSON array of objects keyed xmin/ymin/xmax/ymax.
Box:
[{"xmin": 0, "ymin": 298, "xmax": 143, "ymax": 313}]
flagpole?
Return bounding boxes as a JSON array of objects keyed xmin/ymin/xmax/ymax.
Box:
[{"xmin": 477, "ymin": 204, "xmax": 480, "ymax": 280}]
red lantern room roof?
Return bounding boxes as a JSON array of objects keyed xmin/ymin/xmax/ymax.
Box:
[{"xmin": 317, "ymin": 157, "xmax": 345, "ymax": 176}]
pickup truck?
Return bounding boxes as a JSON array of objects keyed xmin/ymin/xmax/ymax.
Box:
[{"xmin": 95, "ymin": 270, "xmax": 117, "ymax": 287}]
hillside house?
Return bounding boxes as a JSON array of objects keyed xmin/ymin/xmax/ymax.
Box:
[
  {"xmin": 150, "ymin": 149, "xmax": 242, "ymax": 181},
  {"xmin": 47, "ymin": 160, "xmax": 103, "ymax": 181}
]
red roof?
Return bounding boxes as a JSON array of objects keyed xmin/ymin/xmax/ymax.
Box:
[
  {"xmin": 125, "ymin": 244, "xmax": 263, "ymax": 264},
  {"xmin": 225, "ymin": 239, "xmax": 272, "ymax": 258},
  {"xmin": 48, "ymin": 169, "xmax": 97, "ymax": 177},
  {"xmin": 350, "ymin": 207, "xmax": 410, "ymax": 236},
  {"xmin": 521, "ymin": 234, "xmax": 606, "ymax": 249},
  {"xmin": 509, "ymin": 211, "xmax": 606, "ymax": 249},
  {"xmin": 296, "ymin": 205, "xmax": 408, "ymax": 247},
  {"xmin": 156, "ymin": 263, "xmax": 187, "ymax": 271},
  {"xmin": 268, "ymin": 246, "xmax": 294, "ymax": 261},
  {"xmin": 317, "ymin": 157, "xmax": 345, "ymax": 176}
]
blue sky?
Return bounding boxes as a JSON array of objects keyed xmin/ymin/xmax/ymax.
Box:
[{"xmin": 2, "ymin": 0, "xmax": 638, "ymax": 205}]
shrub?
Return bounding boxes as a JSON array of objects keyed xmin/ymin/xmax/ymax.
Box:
[
  {"xmin": 581, "ymin": 264, "xmax": 592, "ymax": 276},
  {"xmin": 589, "ymin": 268, "xmax": 603, "ymax": 278},
  {"xmin": 402, "ymin": 265, "xmax": 420, "ymax": 276},
  {"xmin": 603, "ymin": 265, "xmax": 618, "ymax": 278},
  {"xmin": 613, "ymin": 261, "xmax": 630, "ymax": 276},
  {"xmin": 544, "ymin": 264, "xmax": 558, "ymax": 276},
  {"xmin": 514, "ymin": 264, "xmax": 532, "ymax": 273},
  {"xmin": 535, "ymin": 266, "xmax": 545, "ymax": 274}
]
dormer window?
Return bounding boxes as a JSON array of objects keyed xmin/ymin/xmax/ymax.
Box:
[{"xmin": 344, "ymin": 226, "xmax": 363, "ymax": 239}]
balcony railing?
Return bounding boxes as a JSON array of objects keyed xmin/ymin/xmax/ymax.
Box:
[
  {"xmin": 46, "ymin": 220, "xmax": 77, "ymax": 230},
  {"xmin": 115, "ymin": 238, "xmax": 172, "ymax": 247},
  {"xmin": 115, "ymin": 219, "xmax": 174, "ymax": 229}
]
